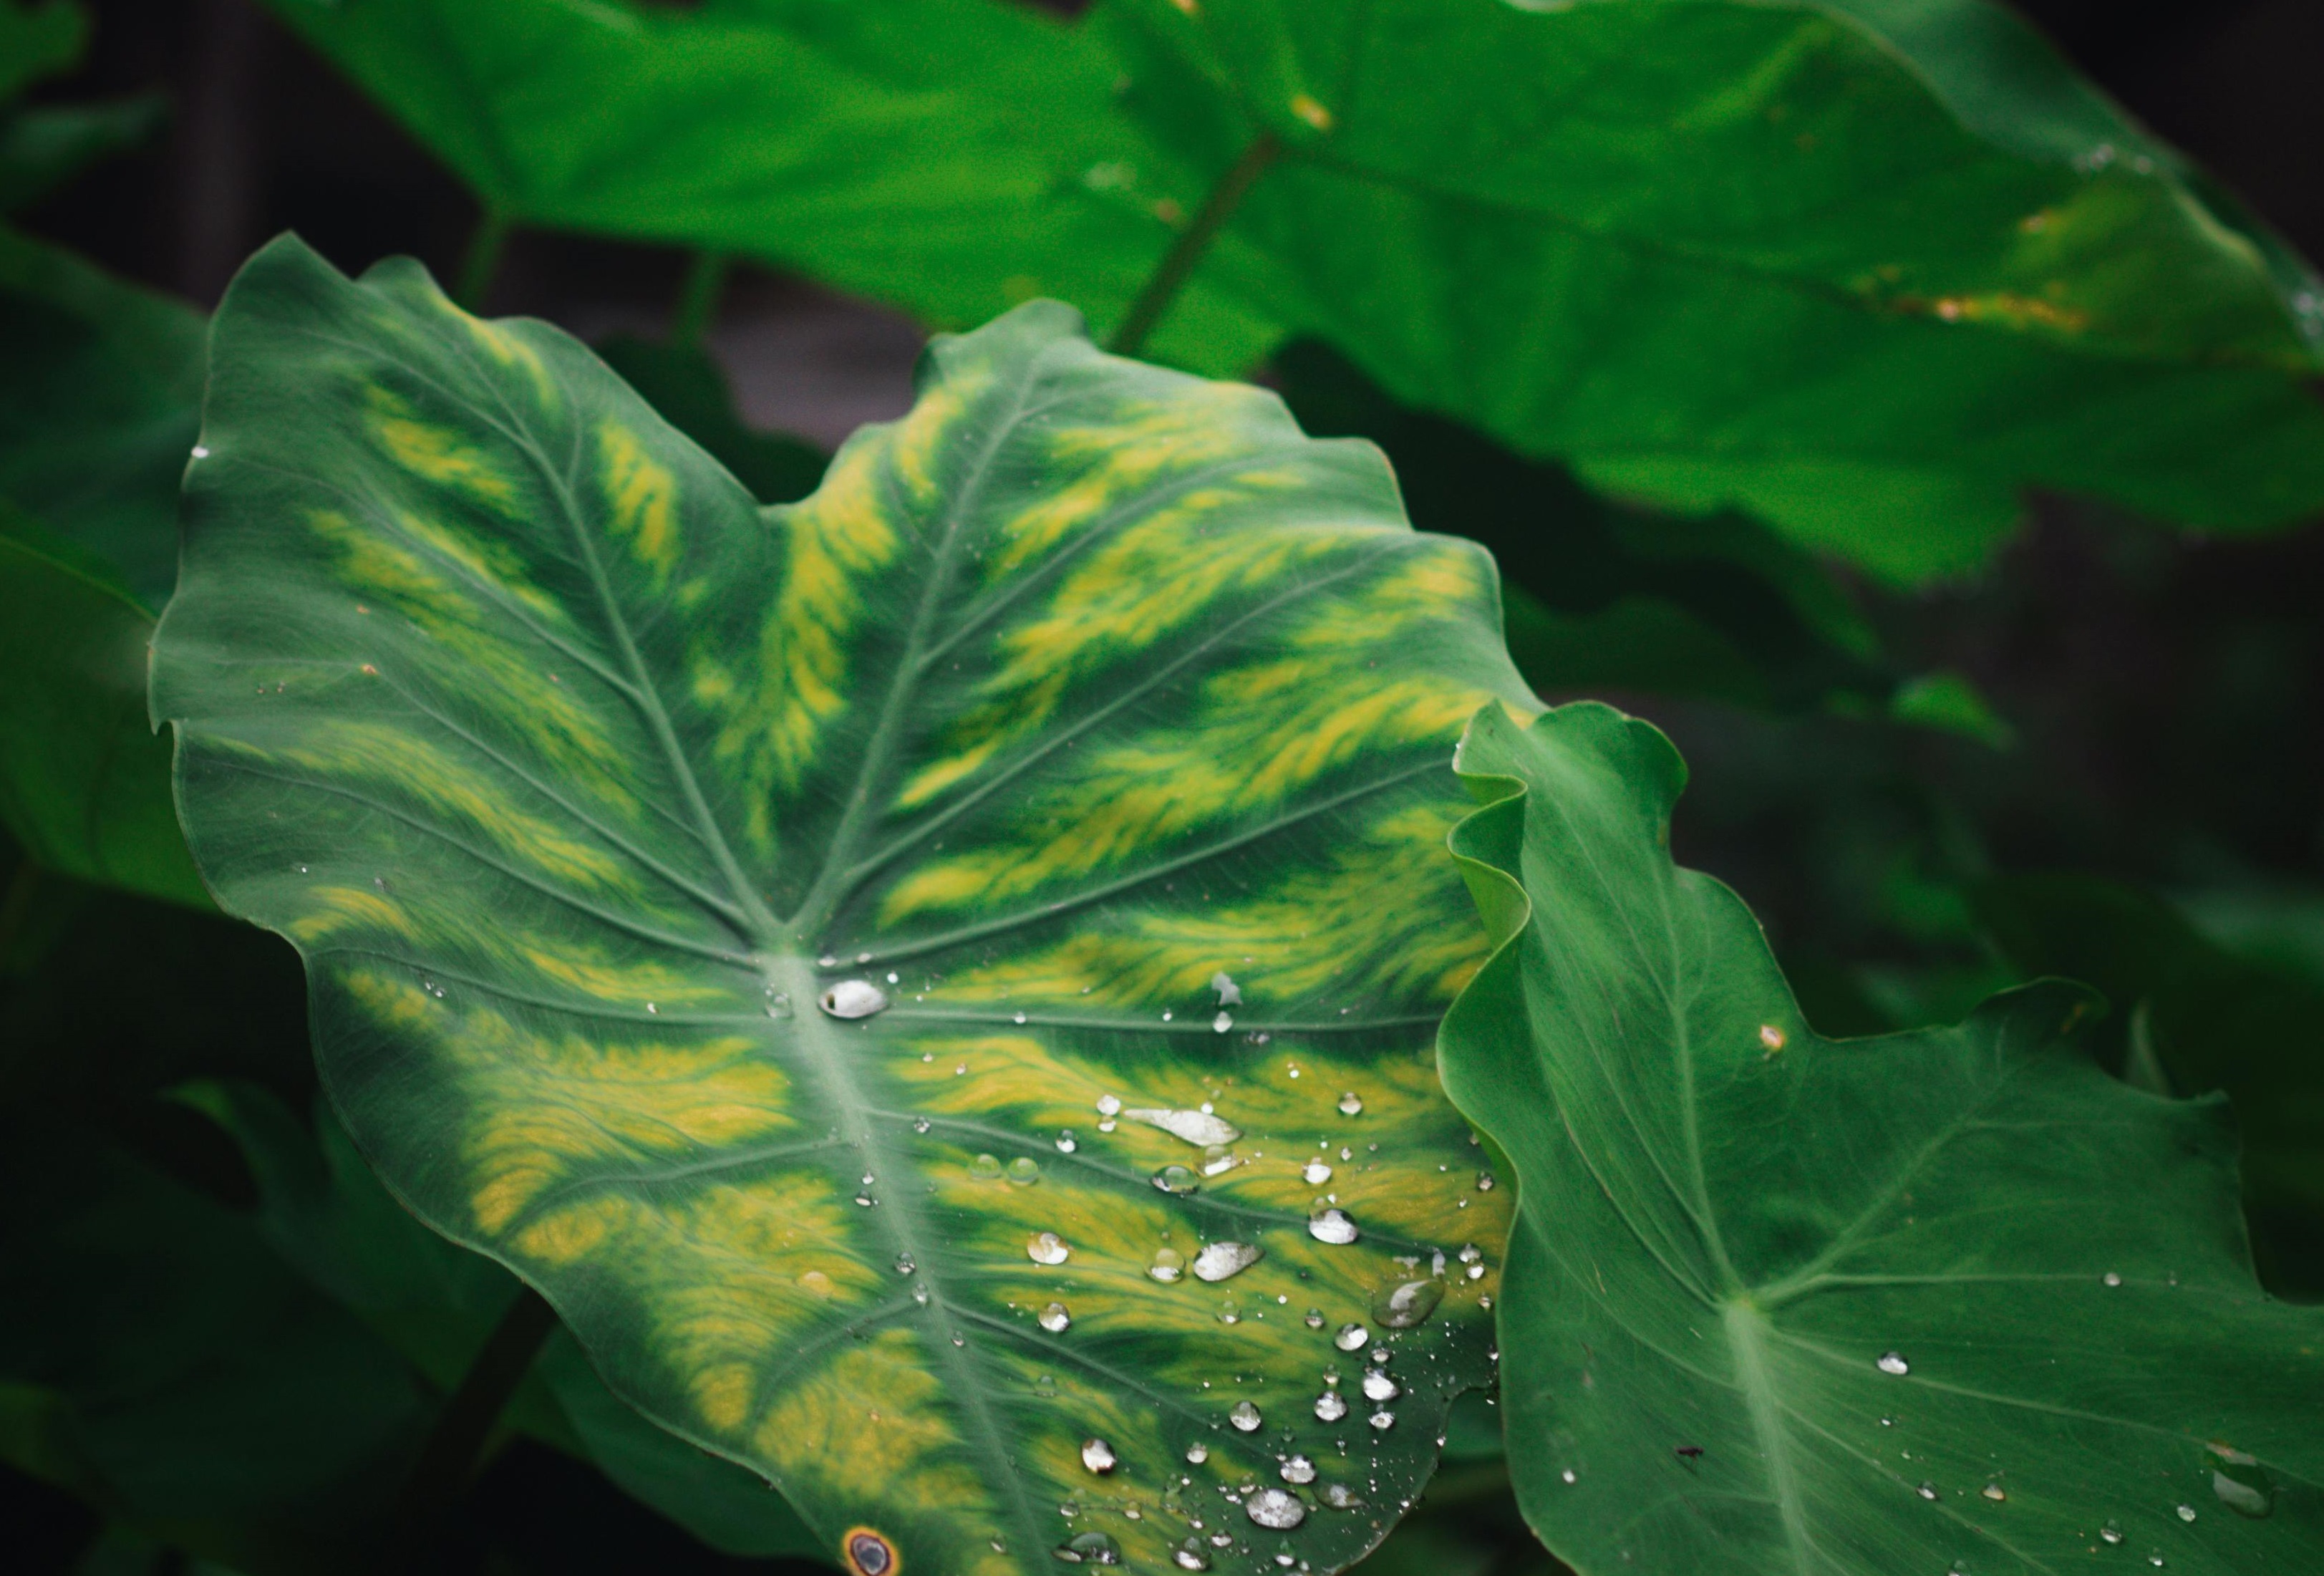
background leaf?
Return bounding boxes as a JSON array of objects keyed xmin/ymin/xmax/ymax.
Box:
[
  {"xmin": 154, "ymin": 238, "xmax": 1526, "ymax": 1575},
  {"xmin": 1439, "ymin": 701, "xmax": 2324, "ymax": 1575}
]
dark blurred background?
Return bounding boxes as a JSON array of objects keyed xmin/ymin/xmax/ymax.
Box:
[{"xmin": 10, "ymin": 2, "xmax": 2324, "ymax": 1570}]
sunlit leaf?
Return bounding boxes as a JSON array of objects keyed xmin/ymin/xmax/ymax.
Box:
[
  {"xmin": 154, "ymin": 236, "xmax": 1526, "ymax": 1575},
  {"xmin": 1440, "ymin": 701, "xmax": 2324, "ymax": 1575}
]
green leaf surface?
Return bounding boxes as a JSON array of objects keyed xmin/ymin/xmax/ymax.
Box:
[
  {"xmin": 0, "ymin": 226, "xmax": 206, "ymax": 905},
  {"xmin": 1976, "ymin": 874, "xmax": 2324, "ymax": 1297},
  {"xmin": 593, "ymin": 334, "xmax": 827, "ymax": 506},
  {"xmin": 0, "ymin": 94, "xmax": 165, "ymax": 214},
  {"xmin": 0, "ymin": 0, "xmax": 80, "ymax": 105},
  {"xmin": 155, "ymin": 236, "xmax": 1526, "ymax": 1575},
  {"xmin": 1440, "ymin": 702, "xmax": 2324, "ymax": 1575},
  {"xmin": 1101, "ymin": 0, "xmax": 2324, "ymax": 580}
]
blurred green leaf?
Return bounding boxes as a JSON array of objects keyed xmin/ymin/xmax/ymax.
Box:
[
  {"xmin": 0, "ymin": 227, "xmax": 206, "ymax": 907},
  {"xmin": 1441, "ymin": 701, "xmax": 2324, "ymax": 1576},
  {"xmin": 0, "ymin": 0, "xmax": 81, "ymax": 105},
  {"xmin": 592, "ymin": 334, "xmax": 825, "ymax": 506},
  {"xmin": 1884, "ymin": 670, "xmax": 2015, "ymax": 749},
  {"xmin": 0, "ymin": 94, "xmax": 166, "ymax": 214},
  {"xmin": 1976, "ymin": 874, "xmax": 2324, "ymax": 1296}
]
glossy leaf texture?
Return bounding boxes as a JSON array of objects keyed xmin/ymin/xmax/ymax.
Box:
[
  {"xmin": 154, "ymin": 237, "xmax": 1528, "ymax": 1575},
  {"xmin": 1439, "ymin": 702, "xmax": 2324, "ymax": 1575},
  {"xmin": 0, "ymin": 226, "xmax": 207, "ymax": 906},
  {"xmin": 1103, "ymin": 0, "xmax": 2324, "ymax": 581}
]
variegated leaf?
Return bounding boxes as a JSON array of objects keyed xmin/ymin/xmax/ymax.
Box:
[{"xmin": 153, "ymin": 237, "xmax": 1530, "ymax": 1575}]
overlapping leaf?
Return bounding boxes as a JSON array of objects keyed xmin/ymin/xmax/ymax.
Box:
[
  {"xmin": 0, "ymin": 227, "xmax": 206, "ymax": 906},
  {"xmin": 155, "ymin": 237, "xmax": 1527, "ymax": 1575},
  {"xmin": 1438, "ymin": 701, "xmax": 2324, "ymax": 1574}
]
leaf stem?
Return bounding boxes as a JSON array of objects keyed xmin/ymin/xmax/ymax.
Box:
[
  {"xmin": 670, "ymin": 250, "xmax": 730, "ymax": 347},
  {"xmin": 392, "ymin": 1285, "xmax": 556, "ymax": 1537},
  {"xmin": 455, "ymin": 208, "xmax": 513, "ymax": 313},
  {"xmin": 1107, "ymin": 131, "xmax": 1282, "ymax": 359}
]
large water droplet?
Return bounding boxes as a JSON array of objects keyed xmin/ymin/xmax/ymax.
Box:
[
  {"xmin": 1040, "ymin": 1302, "xmax": 1072, "ymax": 1333},
  {"xmin": 1201, "ymin": 1144, "xmax": 1236, "ymax": 1177},
  {"xmin": 1211, "ymin": 970, "xmax": 1241, "ymax": 1006},
  {"xmin": 1096, "ymin": 1094, "xmax": 1123, "ymax": 1117},
  {"xmin": 1125, "ymin": 1108, "xmax": 1241, "ymax": 1146},
  {"xmin": 1058, "ymin": 1530, "xmax": 1120, "ymax": 1565},
  {"xmin": 1150, "ymin": 1247, "xmax": 1186, "ymax": 1283},
  {"xmin": 2176, "ymin": 1504, "xmax": 2197, "ymax": 1523},
  {"xmin": 1229, "ymin": 1400, "xmax": 1263, "ymax": 1432},
  {"xmin": 1370, "ymin": 1277, "xmax": 1444, "ymax": 1329},
  {"xmin": 1304, "ymin": 1308, "xmax": 1325, "ymax": 1329},
  {"xmin": 970, "ymin": 1153, "xmax": 1003, "ymax": 1181},
  {"xmin": 1153, "ymin": 1164, "xmax": 1201, "ymax": 1195},
  {"xmin": 1361, "ymin": 1369, "xmax": 1399, "ymax": 1403},
  {"xmin": 1082, "ymin": 1438, "xmax": 1118, "ymax": 1474},
  {"xmin": 1877, "ymin": 1351, "xmax": 1910, "ymax": 1376},
  {"xmin": 1915, "ymin": 1482, "xmax": 1936, "ymax": 1501},
  {"xmin": 1281, "ymin": 1454, "xmax": 1317, "ymax": 1484},
  {"xmin": 1309, "ymin": 1207, "xmax": 1359, "ymax": 1245},
  {"xmin": 1213, "ymin": 1012, "xmax": 1233, "ymax": 1033},
  {"xmin": 1186, "ymin": 1441, "xmax": 1209, "ymax": 1464},
  {"xmin": 1367, "ymin": 1410, "xmax": 1395, "ymax": 1431},
  {"xmin": 1244, "ymin": 1488, "xmax": 1306, "ymax": 1529},
  {"xmin": 1193, "ymin": 1242, "xmax": 1263, "ymax": 1282},
  {"xmin": 1334, "ymin": 1323, "xmax": 1370, "ymax": 1352},
  {"xmin": 1322, "ymin": 1483, "xmax": 1364, "ymax": 1509},
  {"xmin": 1007, "ymin": 1156, "xmax": 1041, "ymax": 1185},
  {"xmin": 1028, "ymin": 1232, "xmax": 1071, "ymax": 1265},
  {"xmin": 820, "ymin": 980, "xmax": 889, "ymax": 1019},
  {"xmin": 1337, "ymin": 1092, "xmax": 1363, "ymax": 1116},
  {"xmin": 1302, "ymin": 1160, "xmax": 1333, "ymax": 1184},
  {"xmin": 1173, "ymin": 1539, "xmax": 1211, "ymax": 1570},
  {"xmin": 1314, "ymin": 1391, "xmax": 1348, "ymax": 1421},
  {"xmin": 2207, "ymin": 1442, "xmax": 2275, "ymax": 1518}
]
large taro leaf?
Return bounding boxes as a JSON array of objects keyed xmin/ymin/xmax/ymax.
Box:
[
  {"xmin": 153, "ymin": 236, "xmax": 1526, "ymax": 1576},
  {"xmin": 1438, "ymin": 701, "xmax": 2324, "ymax": 1575},
  {"xmin": 1098, "ymin": 0, "xmax": 2324, "ymax": 582},
  {"xmin": 0, "ymin": 226, "xmax": 207, "ymax": 907}
]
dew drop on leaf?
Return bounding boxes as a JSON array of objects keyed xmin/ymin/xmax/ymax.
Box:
[
  {"xmin": 1338, "ymin": 1092, "xmax": 1364, "ymax": 1116},
  {"xmin": 1368, "ymin": 1410, "xmax": 1395, "ymax": 1431},
  {"xmin": 1059, "ymin": 1530, "xmax": 1120, "ymax": 1565},
  {"xmin": 1082, "ymin": 1438, "xmax": 1118, "ymax": 1474},
  {"xmin": 1322, "ymin": 1483, "xmax": 1364, "ymax": 1509},
  {"xmin": 1877, "ymin": 1351, "xmax": 1910, "ymax": 1376},
  {"xmin": 1229, "ymin": 1400, "xmax": 1263, "ymax": 1432},
  {"xmin": 1314, "ymin": 1392, "xmax": 1349, "ymax": 1422},
  {"xmin": 1211, "ymin": 970, "xmax": 1241, "ymax": 1006},
  {"xmin": 2177, "ymin": 1504, "xmax": 2197, "ymax": 1522},
  {"xmin": 1302, "ymin": 1160, "xmax": 1333, "ymax": 1184},
  {"xmin": 1174, "ymin": 1539, "xmax": 1211, "ymax": 1570},
  {"xmin": 1153, "ymin": 1164, "xmax": 1201, "ymax": 1195},
  {"xmin": 2100, "ymin": 1522, "xmax": 2124, "ymax": 1544},
  {"xmin": 1193, "ymin": 1241, "xmax": 1264, "ymax": 1282},
  {"xmin": 1361, "ymin": 1370, "xmax": 1399, "ymax": 1402},
  {"xmin": 1127, "ymin": 1107, "xmax": 1241, "ymax": 1146},
  {"xmin": 1370, "ymin": 1277, "xmax": 1444, "ymax": 1329},
  {"xmin": 1980, "ymin": 1484, "xmax": 2005, "ymax": 1502},
  {"xmin": 1150, "ymin": 1247, "xmax": 1186, "ymax": 1282},
  {"xmin": 820, "ymin": 980, "xmax": 889, "ymax": 1019},
  {"xmin": 1028, "ymin": 1232, "xmax": 1070, "ymax": 1265},
  {"xmin": 1335, "ymin": 1323, "xmax": 1370, "ymax": 1352},
  {"xmin": 1917, "ymin": 1482, "xmax": 1937, "ymax": 1500},
  {"xmin": 1245, "ymin": 1488, "xmax": 1306, "ymax": 1529},
  {"xmin": 1007, "ymin": 1156, "xmax": 1041, "ymax": 1184},
  {"xmin": 1309, "ymin": 1207, "xmax": 1360, "ymax": 1245},
  {"xmin": 970, "ymin": 1153, "xmax": 1002, "ymax": 1180},
  {"xmin": 1040, "ymin": 1302, "xmax": 1071, "ymax": 1333},
  {"xmin": 1186, "ymin": 1441, "xmax": 1209, "ymax": 1464},
  {"xmin": 1281, "ymin": 1454, "xmax": 1317, "ymax": 1484},
  {"xmin": 1304, "ymin": 1308, "xmax": 1325, "ymax": 1328},
  {"xmin": 1056, "ymin": 1130, "xmax": 1078, "ymax": 1153},
  {"xmin": 2207, "ymin": 1441, "xmax": 2276, "ymax": 1517},
  {"xmin": 1096, "ymin": 1094, "xmax": 1122, "ymax": 1117}
]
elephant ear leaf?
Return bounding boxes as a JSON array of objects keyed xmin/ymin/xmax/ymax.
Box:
[
  {"xmin": 153, "ymin": 236, "xmax": 1528, "ymax": 1576},
  {"xmin": 1440, "ymin": 702, "xmax": 2324, "ymax": 1576}
]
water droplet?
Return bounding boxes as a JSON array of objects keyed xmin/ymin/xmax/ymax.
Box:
[
  {"xmin": 855, "ymin": 1194, "xmax": 875, "ymax": 1207},
  {"xmin": 1209, "ymin": 970, "xmax": 1242, "ymax": 1006},
  {"xmin": 1302, "ymin": 1160, "xmax": 1333, "ymax": 1184},
  {"xmin": 1360, "ymin": 1370, "xmax": 1399, "ymax": 1403},
  {"xmin": 1322, "ymin": 1482, "xmax": 1364, "ymax": 1509},
  {"xmin": 1287, "ymin": 94, "xmax": 1333, "ymax": 132},
  {"xmin": 2207, "ymin": 1441, "xmax": 2275, "ymax": 1518},
  {"xmin": 971, "ymin": 1154, "xmax": 1004, "ymax": 1181},
  {"xmin": 1150, "ymin": 1247, "xmax": 1186, "ymax": 1283},
  {"xmin": 2176, "ymin": 1504, "xmax": 2197, "ymax": 1523},
  {"xmin": 1040, "ymin": 1302, "xmax": 1071, "ymax": 1333},
  {"xmin": 1031, "ymin": 1373, "xmax": 1057, "ymax": 1398},
  {"xmin": 1314, "ymin": 1391, "xmax": 1348, "ymax": 1421},
  {"xmin": 1337, "ymin": 1092, "xmax": 1363, "ymax": 1116},
  {"xmin": 1011, "ymin": 1011, "xmax": 1028, "ymax": 1024},
  {"xmin": 1309, "ymin": 1207, "xmax": 1359, "ymax": 1245},
  {"xmin": 1476, "ymin": 1171, "xmax": 1496, "ymax": 1191},
  {"xmin": 1367, "ymin": 1410, "xmax": 1395, "ymax": 1431},
  {"xmin": 1082, "ymin": 1438, "xmax": 1118, "ymax": 1474},
  {"xmin": 894, "ymin": 1253, "xmax": 916, "ymax": 1275},
  {"xmin": 912, "ymin": 1284, "xmax": 931, "ymax": 1305},
  {"xmin": 1279, "ymin": 1454, "xmax": 1317, "ymax": 1484},
  {"xmin": 820, "ymin": 980, "xmax": 889, "ymax": 1019},
  {"xmin": 1201, "ymin": 1144, "xmax": 1236, "ymax": 1176},
  {"xmin": 1028, "ymin": 1232, "xmax": 1071, "ymax": 1265},
  {"xmin": 1008, "ymin": 1156, "xmax": 1041, "ymax": 1185},
  {"xmin": 1560, "ymin": 1469, "xmax": 1577, "ymax": 1485},
  {"xmin": 1458, "ymin": 1243, "xmax": 1481, "ymax": 1264},
  {"xmin": 1125, "ymin": 1108, "xmax": 1241, "ymax": 1146},
  {"xmin": 1193, "ymin": 1241, "xmax": 1264, "ymax": 1282},
  {"xmin": 2149, "ymin": 1555, "xmax": 2166, "ymax": 1569},
  {"xmin": 911, "ymin": 1117, "xmax": 931, "ymax": 1134},
  {"xmin": 1758, "ymin": 1024, "xmax": 1786, "ymax": 1053},
  {"xmin": 1229, "ymin": 1401, "xmax": 1263, "ymax": 1432},
  {"xmin": 1917, "ymin": 1482, "xmax": 1937, "ymax": 1501},
  {"xmin": 1173, "ymin": 1540, "xmax": 1211, "ymax": 1570},
  {"xmin": 1056, "ymin": 1130, "xmax": 1078, "ymax": 1153},
  {"xmin": 1877, "ymin": 1352, "xmax": 1910, "ymax": 1376},
  {"xmin": 1370, "ymin": 1277, "xmax": 1444, "ymax": 1329},
  {"xmin": 1303, "ymin": 1308, "xmax": 1324, "ymax": 1328},
  {"xmin": 1245, "ymin": 1488, "xmax": 1306, "ymax": 1529},
  {"xmin": 1059, "ymin": 1530, "xmax": 1121, "ymax": 1565},
  {"xmin": 2104, "ymin": 1271, "xmax": 2123, "ymax": 1287},
  {"xmin": 1096, "ymin": 1095, "xmax": 1122, "ymax": 1117},
  {"xmin": 1334, "ymin": 1323, "xmax": 1370, "ymax": 1352},
  {"xmin": 1981, "ymin": 1484, "xmax": 2005, "ymax": 1502},
  {"xmin": 1153, "ymin": 1164, "xmax": 1201, "ymax": 1195},
  {"xmin": 2099, "ymin": 1522, "xmax": 2124, "ymax": 1545},
  {"xmin": 1214, "ymin": 1012, "xmax": 1234, "ymax": 1033}
]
